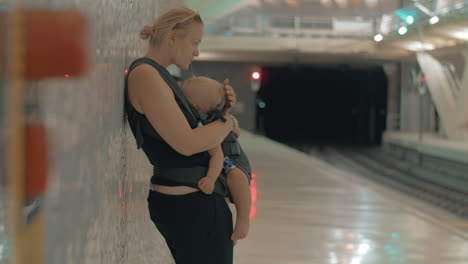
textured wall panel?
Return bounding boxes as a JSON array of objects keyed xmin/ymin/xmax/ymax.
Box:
[
  {"xmin": 12, "ymin": 0, "xmax": 182, "ymax": 263},
  {"xmin": 0, "ymin": 9, "xmax": 8, "ymax": 264}
]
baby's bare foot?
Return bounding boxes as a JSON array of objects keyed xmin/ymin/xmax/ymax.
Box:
[{"xmin": 231, "ymin": 217, "xmax": 250, "ymax": 240}]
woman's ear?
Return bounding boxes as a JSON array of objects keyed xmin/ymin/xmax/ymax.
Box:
[{"xmin": 168, "ymin": 30, "xmax": 176, "ymax": 47}]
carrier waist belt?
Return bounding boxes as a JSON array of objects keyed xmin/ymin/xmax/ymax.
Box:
[{"xmin": 153, "ymin": 166, "xmax": 227, "ymax": 196}]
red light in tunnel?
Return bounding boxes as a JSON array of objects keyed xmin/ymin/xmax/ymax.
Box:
[
  {"xmin": 252, "ymin": 71, "xmax": 260, "ymax": 80},
  {"xmin": 420, "ymin": 76, "xmax": 426, "ymax": 83},
  {"xmin": 125, "ymin": 69, "xmax": 129, "ymax": 75},
  {"xmin": 64, "ymin": 74, "xmax": 70, "ymax": 78}
]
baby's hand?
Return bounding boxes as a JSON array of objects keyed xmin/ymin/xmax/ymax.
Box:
[
  {"xmin": 230, "ymin": 114, "xmax": 240, "ymax": 138},
  {"xmin": 223, "ymin": 79, "xmax": 236, "ymax": 113},
  {"xmin": 198, "ymin": 177, "xmax": 215, "ymax": 194}
]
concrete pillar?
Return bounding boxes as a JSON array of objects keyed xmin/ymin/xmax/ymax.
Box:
[
  {"xmin": 399, "ymin": 62, "xmax": 421, "ymax": 133},
  {"xmin": 383, "ymin": 63, "xmax": 400, "ymax": 131}
]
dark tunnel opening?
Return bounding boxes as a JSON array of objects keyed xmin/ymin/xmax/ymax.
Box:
[{"xmin": 255, "ymin": 65, "xmax": 388, "ymax": 147}]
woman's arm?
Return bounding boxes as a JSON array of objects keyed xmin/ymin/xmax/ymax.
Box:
[{"xmin": 128, "ymin": 64, "xmax": 234, "ymax": 156}]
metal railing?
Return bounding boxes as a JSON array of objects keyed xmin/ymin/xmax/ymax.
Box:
[
  {"xmin": 206, "ymin": 14, "xmax": 379, "ymax": 40},
  {"xmin": 205, "ymin": 0, "xmax": 468, "ymax": 41}
]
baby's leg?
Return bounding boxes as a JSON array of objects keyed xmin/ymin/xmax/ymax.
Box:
[{"xmin": 226, "ymin": 167, "xmax": 251, "ymax": 241}]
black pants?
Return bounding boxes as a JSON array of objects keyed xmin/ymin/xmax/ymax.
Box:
[{"xmin": 147, "ymin": 190, "xmax": 233, "ymax": 264}]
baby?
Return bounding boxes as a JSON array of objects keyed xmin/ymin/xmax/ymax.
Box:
[{"xmin": 182, "ymin": 76, "xmax": 252, "ymax": 241}]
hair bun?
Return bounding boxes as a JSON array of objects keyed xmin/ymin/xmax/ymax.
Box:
[{"xmin": 140, "ymin": 24, "xmax": 154, "ymax": 40}]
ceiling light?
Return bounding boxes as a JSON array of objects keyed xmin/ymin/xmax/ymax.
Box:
[
  {"xmin": 398, "ymin": 26, "xmax": 408, "ymax": 35},
  {"xmin": 401, "ymin": 41, "xmax": 435, "ymax": 51},
  {"xmin": 429, "ymin": 16, "xmax": 439, "ymax": 24},
  {"xmin": 374, "ymin": 34, "xmax": 383, "ymax": 42},
  {"xmin": 406, "ymin": 16, "xmax": 414, "ymax": 24}
]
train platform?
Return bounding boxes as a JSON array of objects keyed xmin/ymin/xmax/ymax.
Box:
[
  {"xmin": 231, "ymin": 131, "xmax": 468, "ymax": 264},
  {"xmin": 383, "ymin": 131, "xmax": 468, "ymax": 164}
]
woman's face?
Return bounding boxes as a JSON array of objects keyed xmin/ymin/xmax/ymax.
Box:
[{"xmin": 172, "ymin": 23, "xmax": 204, "ymax": 70}]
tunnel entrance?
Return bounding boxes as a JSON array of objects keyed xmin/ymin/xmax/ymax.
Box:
[{"xmin": 256, "ymin": 65, "xmax": 388, "ymax": 146}]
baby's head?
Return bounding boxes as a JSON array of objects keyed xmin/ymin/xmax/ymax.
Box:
[{"xmin": 182, "ymin": 76, "xmax": 225, "ymax": 114}]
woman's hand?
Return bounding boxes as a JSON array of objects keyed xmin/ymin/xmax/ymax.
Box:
[{"xmin": 223, "ymin": 79, "xmax": 237, "ymax": 113}]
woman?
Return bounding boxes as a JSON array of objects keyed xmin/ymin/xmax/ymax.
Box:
[{"xmin": 124, "ymin": 7, "xmax": 237, "ymax": 264}]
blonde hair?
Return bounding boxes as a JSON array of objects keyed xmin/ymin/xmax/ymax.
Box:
[{"xmin": 140, "ymin": 7, "xmax": 203, "ymax": 46}]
